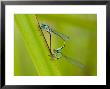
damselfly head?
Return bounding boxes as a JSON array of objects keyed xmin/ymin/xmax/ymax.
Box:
[{"xmin": 40, "ymin": 23, "xmax": 49, "ymax": 29}]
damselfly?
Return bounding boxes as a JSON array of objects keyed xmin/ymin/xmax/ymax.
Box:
[
  {"xmin": 35, "ymin": 15, "xmax": 69, "ymax": 41},
  {"xmin": 39, "ymin": 23, "xmax": 69, "ymax": 41},
  {"xmin": 52, "ymin": 44, "xmax": 85, "ymax": 69}
]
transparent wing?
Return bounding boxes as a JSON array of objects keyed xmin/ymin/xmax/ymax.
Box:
[
  {"xmin": 62, "ymin": 54, "xmax": 85, "ymax": 69},
  {"xmin": 51, "ymin": 29, "xmax": 69, "ymax": 41}
]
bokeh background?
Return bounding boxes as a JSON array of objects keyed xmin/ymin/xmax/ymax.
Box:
[{"xmin": 14, "ymin": 14, "xmax": 97, "ymax": 76}]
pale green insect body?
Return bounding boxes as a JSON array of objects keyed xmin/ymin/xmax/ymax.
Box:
[
  {"xmin": 53, "ymin": 42, "xmax": 65, "ymax": 59},
  {"xmin": 53, "ymin": 43, "xmax": 85, "ymax": 68}
]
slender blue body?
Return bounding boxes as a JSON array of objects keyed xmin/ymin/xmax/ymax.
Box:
[{"xmin": 40, "ymin": 23, "xmax": 69, "ymax": 41}]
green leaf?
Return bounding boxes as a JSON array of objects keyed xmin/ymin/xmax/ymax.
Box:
[{"xmin": 14, "ymin": 14, "xmax": 97, "ymax": 76}]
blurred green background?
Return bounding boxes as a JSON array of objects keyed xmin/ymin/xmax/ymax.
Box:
[{"xmin": 14, "ymin": 14, "xmax": 97, "ymax": 76}]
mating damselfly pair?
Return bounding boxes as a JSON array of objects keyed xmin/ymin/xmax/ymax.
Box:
[{"xmin": 35, "ymin": 15, "xmax": 85, "ymax": 69}]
